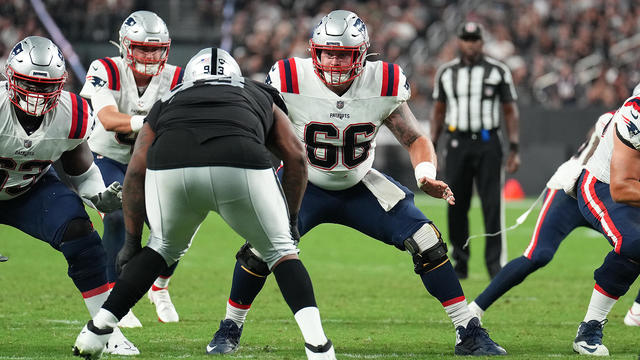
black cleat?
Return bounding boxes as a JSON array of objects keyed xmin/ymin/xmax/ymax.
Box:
[
  {"xmin": 455, "ymin": 317, "xmax": 507, "ymax": 356},
  {"xmin": 206, "ymin": 319, "xmax": 243, "ymax": 355}
]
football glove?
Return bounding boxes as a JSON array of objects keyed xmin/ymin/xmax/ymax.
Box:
[
  {"xmin": 88, "ymin": 181, "xmax": 122, "ymax": 213},
  {"xmin": 116, "ymin": 232, "xmax": 142, "ymax": 275},
  {"xmin": 290, "ymin": 217, "xmax": 300, "ymax": 246}
]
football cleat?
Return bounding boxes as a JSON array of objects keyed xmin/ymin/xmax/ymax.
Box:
[
  {"xmin": 72, "ymin": 320, "xmax": 112, "ymax": 360},
  {"xmin": 206, "ymin": 319, "xmax": 243, "ymax": 354},
  {"xmin": 0, "ymin": 253, "xmax": 7, "ymax": 262},
  {"xmin": 573, "ymin": 320, "xmax": 609, "ymax": 356},
  {"xmin": 305, "ymin": 339, "xmax": 337, "ymax": 360},
  {"xmin": 454, "ymin": 317, "xmax": 507, "ymax": 356},
  {"xmin": 148, "ymin": 288, "xmax": 179, "ymax": 323},
  {"xmin": 104, "ymin": 326, "xmax": 140, "ymax": 355},
  {"xmin": 623, "ymin": 307, "xmax": 640, "ymax": 326},
  {"xmin": 117, "ymin": 309, "xmax": 142, "ymax": 328}
]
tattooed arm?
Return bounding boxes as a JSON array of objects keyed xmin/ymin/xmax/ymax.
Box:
[{"xmin": 384, "ymin": 102, "xmax": 454, "ymax": 204}]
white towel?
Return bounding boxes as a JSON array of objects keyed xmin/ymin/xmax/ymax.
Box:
[{"xmin": 361, "ymin": 169, "xmax": 406, "ymax": 212}]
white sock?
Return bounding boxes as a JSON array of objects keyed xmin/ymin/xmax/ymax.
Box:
[
  {"xmin": 153, "ymin": 276, "xmax": 171, "ymax": 290},
  {"xmin": 83, "ymin": 285, "xmax": 111, "ymax": 317},
  {"xmin": 444, "ymin": 298, "xmax": 474, "ymax": 328},
  {"xmin": 293, "ymin": 307, "xmax": 328, "ymax": 347},
  {"xmin": 468, "ymin": 301, "xmax": 485, "ymax": 320},
  {"xmin": 225, "ymin": 300, "xmax": 250, "ymax": 328},
  {"xmin": 93, "ymin": 308, "xmax": 118, "ymax": 330},
  {"xmin": 631, "ymin": 301, "xmax": 640, "ymax": 314},
  {"xmin": 584, "ymin": 287, "xmax": 618, "ymax": 322}
]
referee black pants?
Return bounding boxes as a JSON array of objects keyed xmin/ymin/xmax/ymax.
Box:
[{"xmin": 444, "ymin": 130, "xmax": 505, "ymax": 278}]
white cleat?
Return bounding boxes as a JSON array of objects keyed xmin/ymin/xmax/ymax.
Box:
[
  {"xmin": 104, "ymin": 327, "xmax": 140, "ymax": 355},
  {"xmin": 572, "ymin": 320, "xmax": 609, "ymax": 356},
  {"xmin": 148, "ymin": 288, "xmax": 179, "ymax": 323},
  {"xmin": 305, "ymin": 340, "xmax": 337, "ymax": 360},
  {"xmin": 623, "ymin": 308, "xmax": 640, "ymax": 326},
  {"xmin": 117, "ymin": 309, "xmax": 142, "ymax": 328},
  {"xmin": 72, "ymin": 321, "xmax": 112, "ymax": 360}
]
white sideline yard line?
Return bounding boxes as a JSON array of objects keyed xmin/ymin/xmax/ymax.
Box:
[
  {"xmin": 341, "ymin": 354, "xmax": 421, "ymax": 358},
  {"xmin": 45, "ymin": 319, "xmax": 83, "ymax": 325}
]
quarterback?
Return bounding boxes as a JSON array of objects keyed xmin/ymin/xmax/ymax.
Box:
[
  {"xmin": 209, "ymin": 10, "xmax": 506, "ymax": 356},
  {"xmin": 80, "ymin": 10, "xmax": 184, "ymax": 325},
  {"xmin": 1, "ymin": 36, "xmax": 137, "ymax": 355}
]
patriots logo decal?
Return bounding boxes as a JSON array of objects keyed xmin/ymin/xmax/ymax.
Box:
[
  {"xmin": 625, "ymin": 118, "xmax": 640, "ymax": 137},
  {"xmin": 623, "ymin": 98, "xmax": 640, "ymax": 136},
  {"xmin": 87, "ymin": 76, "xmax": 107, "ymax": 89}
]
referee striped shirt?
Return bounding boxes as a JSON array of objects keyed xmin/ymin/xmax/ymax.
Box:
[{"xmin": 433, "ymin": 56, "xmax": 517, "ymax": 132}]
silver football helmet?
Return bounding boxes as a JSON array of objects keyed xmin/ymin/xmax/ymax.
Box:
[
  {"xmin": 309, "ymin": 10, "xmax": 370, "ymax": 86},
  {"xmin": 5, "ymin": 36, "xmax": 67, "ymax": 116},
  {"xmin": 119, "ymin": 10, "xmax": 171, "ymax": 76},
  {"xmin": 183, "ymin": 47, "xmax": 242, "ymax": 81}
]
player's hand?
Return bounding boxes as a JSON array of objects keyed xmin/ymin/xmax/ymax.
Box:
[
  {"xmin": 116, "ymin": 232, "xmax": 142, "ymax": 275},
  {"xmin": 418, "ymin": 177, "xmax": 455, "ymax": 205},
  {"xmin": 89, "ymin": 181, "xmax": 122, "ymax": 213},
  {"xmin": 506, "ymin": 151, "xmax": 520, "ymax": 173},
  {"xmin": 290, "ymin": 217, "xmax": 301, "ymax": 246}
]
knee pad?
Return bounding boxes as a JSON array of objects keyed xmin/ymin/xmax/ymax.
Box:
[
  {"xmin": 59, "ymin": 222, "xmax": 107, "ymax": 291},
  {"xmin": 404, "ymin": 223, "xmax": 449, "ymax": 274},
  {"xmin": 594, "ymin": 252, "xmax": 640, "ymax": 298},
  {"xmin": 61, "ymin": 218, "xmax": 94, "ymax": 243},
  {"xmin": 236, "ymin": 242, "xmax": 271, "ymax": 277}
]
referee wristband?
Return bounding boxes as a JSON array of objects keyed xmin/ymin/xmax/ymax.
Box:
[
  {"xmin": 509, "ymin": 142, "xmax": 519, "ymax": 152},
  {"xmin": 130, "ymin": 115, "xmax": 145, "ymax": 132},
  {"xmin": 415, "ymin": 161, "xmax": 436, "ymax": 187}
]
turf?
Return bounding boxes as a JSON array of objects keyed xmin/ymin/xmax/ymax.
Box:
[{"xmin": 1, "ymin": 196, "xmax": 638, "ymax": 359}]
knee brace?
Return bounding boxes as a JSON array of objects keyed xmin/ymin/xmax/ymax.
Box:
[
  {"xmin": 594, "ymin": 251, "xmax": 640, "ymax": 298},
  {"xmin": 405, "ymin": 223, "xmax": 449, "ymax": 274},
  {"xmin": 60, "ymin": 218, "xmax": 107, "ymax": 292},
  {"xmin": 236, "ymin": 242, "xmax": 271, "ymax": 277}
]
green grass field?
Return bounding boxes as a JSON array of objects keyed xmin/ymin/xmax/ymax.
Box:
[{"xmin": 1, "ymin": 196, "xmax": 638, "ymax": 359}]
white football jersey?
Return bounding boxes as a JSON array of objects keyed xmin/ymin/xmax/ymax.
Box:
[
  {"xmin": 0, "ymin": 82, "xmax": 94, "ymax": 200},
  {"xmin": 80, "ymin": 56, "xmax": 183, "ymax": 164},
  {"xmin": 547, "ymin": 111, "xmax": 614, "ymax": 189},
  {"xmin": 586, "ymin": 96, "xmax": 640, "ymax": 184},
  {"xmin": 266, "ymin": 58, "xmax": 410, "ymax": 190}
]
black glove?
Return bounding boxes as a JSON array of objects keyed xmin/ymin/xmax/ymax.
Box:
[
  {"xmin": 115, "ymin": 232, "xmax": 142, "ymax": 275},
  {"xmin": 290, "ymin": 217, "xmax": 300, "ymax": 246}
]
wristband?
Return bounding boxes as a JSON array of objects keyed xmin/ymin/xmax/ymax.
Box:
[
  {"xmin": 130, "ymin": 115, "xmax": 145, "ymax": 132},
  {"xmin": 509, "ymin": 142, "xmax": 519, "ymax": 152},
  {"xmin": 414, "ymin": 161, "xmax": 437, "ymax": 187}
]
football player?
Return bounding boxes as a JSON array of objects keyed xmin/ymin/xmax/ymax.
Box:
[
  {"xmin": 80, "ymin": 10, "xmax": 184, "ymax": 326},
  {"xmin": 73, "ymin": 47, "xmax": 336, "ymax": 360},
  {"xmin": 1, "ymin": 36, "xmax": 137, "ymax": 355},
  {"xmin": 570, "ymin": 93, "xmax": 640, "ymax": 355},
  {"xmin": 208, "ymin": 10, "xmax": 506, "ymax": 356},
  {"xmin": 0, "ymin": 253, "xmax": 7, "ymax": 262}
]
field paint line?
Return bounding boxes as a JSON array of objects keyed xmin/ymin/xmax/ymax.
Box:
[
  {"xmin": 341, "ymin": 353, "xmax": 422, "ymax": 358},
  {"xmin": 45, "ymin": 319, "xmax": 83, "ymax": 325}
]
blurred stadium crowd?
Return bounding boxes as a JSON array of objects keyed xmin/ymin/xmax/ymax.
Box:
[{"xmin": 2, "ymin": 0, "xmax": 640, "ymax": 111}]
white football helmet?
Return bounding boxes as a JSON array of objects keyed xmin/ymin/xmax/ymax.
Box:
[
  {"xmin": 183, "ymin": 47, "xmax": 242, "ymax": 81},
  {"xmin": 4, "ymin": 36, "xmax": 67, "ymax": 116},
  {"xmin": 309, "ymin": 10, "xmax": 370, "ymax": 86},
  {"xmin": 119, "ymin": 10, "xmax": 171, "ymax": 76}
]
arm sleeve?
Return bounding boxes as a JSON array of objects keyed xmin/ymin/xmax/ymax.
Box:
[
  {"xmin": 497, "ymin": 64, "xmax": 518, "ymax": 102},
  {"xmin": 432, "ymin": 66, "xmax": 447, "ymax": 102}
]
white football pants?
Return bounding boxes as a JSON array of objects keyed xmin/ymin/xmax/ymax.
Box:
[{"xmin": 145, "ymin": 166, "xmax": 298, "ymax": 268}]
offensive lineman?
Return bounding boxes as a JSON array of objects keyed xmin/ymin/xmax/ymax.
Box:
[
  {"xmin": 570, "ymin": 93, "xmax": 640, "ymax": 356},
  {"xmin": 80, "ymin": 10, "xmax": 184, "ymax": 325},
  {"xmin": 1, "ymin": 36, "xmax": 137, "ymax": 355},
  {"xmin": 208, "ymin": 10, "xmax": 506, "ymax": 356},
  {"xmin": 73, "ymin": 47, "xmax": 337, "ymax": 360}
]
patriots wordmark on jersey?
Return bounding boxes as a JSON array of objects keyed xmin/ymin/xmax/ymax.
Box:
[
  {"xmin": 0, "ymin": 84, "xmax": 94, "ymax": 200},
  {"xmin": 266, "ymin": 57, "xmax": 410, "ymax": 191},
  {"xmin": 80, "ymin": 56, "xmax": 183, "ymax": 164}
]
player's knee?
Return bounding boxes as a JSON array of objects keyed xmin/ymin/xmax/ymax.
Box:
[
  {"xmin": 594, "ymin": 253, "xmax": 640, "ymax": 297},
  {"xmin": 61, "ymin": 218, "xmax": 95, "ymax": 243},
  {"xmin": 405, "ymin": 223, "xmax": 449, "ymax": 274},
  {"xmin": 236, "ymin": 242, "xmax": 271, "ymax": 277},
  {"xmin": 529, "ymin": 250, "xmax": 554, "ymax": 269},
  {"xmin": 102, "ymin": 209, "xmax": 124, "ymax": 230},
  {"xmin": 59, "ymin": 220, "xmax": 107, "ymax": 281}
]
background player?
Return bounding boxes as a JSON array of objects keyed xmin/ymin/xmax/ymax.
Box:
[
  {"xmin": 80, "ymin": 10, "xmax": 184, "ymax": 325},
  {"xmin": 73, "ymin": 47, "xmax": 337, "ymax": 360},
  {"xmin": 1, "ymin": 35, "xmax": 137, "ymax": 355},
  {"xmin": 208, "ymin": 10, "xmax": 506, "ymax": 356},
  {"xmin": 571, "ymin": 93, "xmax": 640, "ymax": 355}
]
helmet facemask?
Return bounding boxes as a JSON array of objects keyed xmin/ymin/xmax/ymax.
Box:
[
  {"xmin": 122, "ymin": 38, "xmax": 170, "ymax": 76},
  {"xmin": 6, "ymin": 67, "xmax": 66, "ymax": 116},
  {"xmin": 310, "ymin": 41, "xmax": 367, "ymax": 86}
]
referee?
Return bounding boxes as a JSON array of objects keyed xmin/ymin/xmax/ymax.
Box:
[{"xmin": 430, "ymin": 21, "xmax": 520, "ymax": 280}]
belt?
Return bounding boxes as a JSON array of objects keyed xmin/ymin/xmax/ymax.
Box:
[{"xmin": 448, "ymin": 128, "xmax": 497, "ymax": 140}]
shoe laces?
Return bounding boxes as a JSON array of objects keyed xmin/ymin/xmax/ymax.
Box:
[{"xmin": 580, "ymin": 319, "xmax": 607, "ymax": 344}]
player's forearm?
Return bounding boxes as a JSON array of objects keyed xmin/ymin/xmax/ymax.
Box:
[
  {"xmin": 408, "ymin": 136, "xmax": 437, "ymax": 168},
  {"xmin": 97, "ymin": 106, "xmax": 137, "ymax": 133},
  {"xmin": 503, "ymin": 102, "xmax": 520, "ymax": 144},
  {"xmin": 122, "ymin": 167, "xmax": 146, "ymax": 238},
  {"xmin": 611, "ymin": 179, "xmax": 640, "ymax": 207},
  {"xmin": 280, "ymin": 157, "xmax": 308, "ymax": 220}
]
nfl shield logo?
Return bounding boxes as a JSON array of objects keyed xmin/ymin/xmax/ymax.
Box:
[
  {"xmin": 336, "ymin": 101, "xmax": 344, "ymax": 109},
  {"xmin": 24, "ymin": 139, "xmax": 32, "ymax": 148}
]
